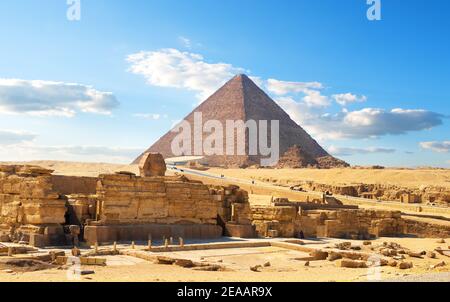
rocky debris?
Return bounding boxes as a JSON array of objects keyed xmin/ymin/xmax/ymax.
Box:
[
  {"xmin": 304, "ymin": 261, "xmax": 310, "ymax": 267},
  {"xmin": 74, "ymin": 269, "xmax": 95, "ymax": 276},
  {"xmin": 252, "ymin": 206, "xmax": 406, "ymax": 239},
  {"xmin": 156, "ymin": 256, "xmax": 176, "ymax": 265},
  {"xmin": 310, "ymin": 250, "xmax": 328, "ymax": 260},
  {"xmin": 388, "ymin": 260, "xmax": 398, "ymax": 267},
  {"xmin": 250, "ymin": 265, "xmax": 262, "ymax": 272},
  {"xmin": 0, "ymin": 234, "xmax": 10, "ymax": 242},
  {"xmin": 138, "ymin": 152, "xmax": 167, "ymax": 177},
  {"xmin": 2, "ymin": 269, "xmax": 14, "ymax": 274},
  {"xmin": 327, "ymin": 251, "xmax": 343, "ymax": 261},
  {"xmin": 174, "ymin": 259, "xmax": 195, "ymax": 268},
  {"xmin": 366, "ymin": 258, "xmax": 388, "ymax": 267},
  {"xmin": 0, "ymin": 259, "xmax": 55, "ymax": 272},
  {"xmin": 430, "ymin": 261, "xmax": 446, "ymax": 269},
  {"xmin": 335, "ymin": 242, "xmax": 352, "ymax": 250},
  {"xmin": 436, "ymin": 238, "xmax": 446, "ymax": 244},
  {"xmin": 263, "ymin": 262, "xmax": 271, "ymax": 267},
  {"xmin": 71, "ymin": 247, "xmax": 81, "ymax": 257},
  {"xmin": 287, "ymin": 180, "xmax": 450, "ymax": 208},
  {"xmin": 426, "ymin": 251, "xmax": 437, "ymax": 259},
  {"xmin": 315, "ymin": 156, "xmax": 350, "ymax": 169},
  {"xmin": 407, "ymin": 251, "xmax": 424, "ymax": 259},
  {"xmin": 337, "ymin": 259, "xmax": 367, "ymax": 269},
  {"xmin": 399, "ymin": 262, "xmax": 413, "ymax": 270},
  {"xmin": 193, "ymin": 265, "xmax": 224, "ymax": 272},
  {"xmin": 380, "ymin": 248, "xmax": 398, "ymax": 257},
  {"xmin": 276, "ymin": 145, "xmax": 318, "ymax": 168}
]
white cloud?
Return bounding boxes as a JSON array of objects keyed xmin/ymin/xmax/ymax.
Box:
[
  {"xmin": 133, "ymin": 113, "xmax": 166, "ymax": 120},
  {"xmin": 420, "ymin": 141, "xmax": 450, "ymax": 153},
  {"xmin": 127, "ymin": 48, "xmax": 445, "ymax": 142},
  {"xmin": 265, "ymin": 78, "xmax": 323, "ymax": 95},
  {"xmin": 249, "ymin": 76, "xmax": 264, "ymax": 88},
  {"xmin": 277, "ymin": 98, "xmax": 444, "ymax": 140},
  {"xmin": 0, "ymin": 129, "xmax": 36, "ymax": 145},
  {"xmin": 127, "ymin": 48, "xmax": 246, "ymax": 100},
  {"xmin": 0, "ymin": 143, "xmax": 143, "ymax": 163},
  {"xmin": 178, "ymin": 36, "xmax": 192, "ymax": 48},
  {"xmin": 328, "ymin": 146, "xmax": 396, "ymax": 157},
  {"xmin": 333, "ymin": 93, "xmax": 367, "ymax": 106},
  {"xmin": 302, "ymin": 89, "xmax": 331, "ymax": 108},
  {"xmin": 0, "ymin": 79, "xmax": 119, "ymax": 117}
]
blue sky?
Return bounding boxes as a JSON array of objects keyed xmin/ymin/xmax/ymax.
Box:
[{"xmin": 0, "ymin": 0, "xmax": 449, "ymax": 167}]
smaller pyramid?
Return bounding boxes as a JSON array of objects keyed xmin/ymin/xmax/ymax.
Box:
[{"xmin": 277, "ymin": 145, "xmax": 318, "ymax": 168}]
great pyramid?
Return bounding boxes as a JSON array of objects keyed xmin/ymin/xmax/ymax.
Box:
[{"xmin": 133, "ymin": 74, "xmax": 348, "ymax": 168}]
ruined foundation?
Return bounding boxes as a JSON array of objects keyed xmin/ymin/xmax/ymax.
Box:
[
  {"xmin": 84, "ymin": 173, "xmax": 222, "ymax": 244},
  {"xmin": 1, "ymin": 155, "xmax": 448, "ymax": 248}
]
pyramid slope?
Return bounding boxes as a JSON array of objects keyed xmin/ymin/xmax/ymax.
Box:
[{"xmin": 133, "ymin": 74, "xmax": 347, "ymax": 168}]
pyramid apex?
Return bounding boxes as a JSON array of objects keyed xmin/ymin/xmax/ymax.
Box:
[{"xmin": 233, "ymin": 73, "xmax": 250, "ymax": 80}]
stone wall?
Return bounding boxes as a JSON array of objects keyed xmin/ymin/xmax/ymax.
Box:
[
  {"xmin": 403, "ymin": 218, "xmax": 450, "ymax": 238},
  {"xmin": 95, "ymin": 173, "xmax": 219, "ymax": 225},
  {"xmin": 0, "ymin": 165, "xmax": 67, "ymax": 244},
  {"xmin": 50, "ymin": 175, "xmax": 97, "ymax": 195},
  {"xmin": 83, "ymin": 173, "xmax": 223, "ymax": 243},
  {"xmin": 250, "ymin": 204, "xmax": 406, "ymax": 239},
  {"xmin": 209, "ymin": 185, "xmax": 255, "ymax": 237},
  {"xmin": 297, "ymin": 209, "xmax": 406, "ymax": 239},
  {"xmin": 290, "ymin": 181, "xmax": 450, "ymax": 206},
  {"xmin": 66, "ymin": 194, "xmax": 97, "ymax": 225},
  {"xmin": 252, "ymin": 206, "xmax": 297, "ymax": 237}
]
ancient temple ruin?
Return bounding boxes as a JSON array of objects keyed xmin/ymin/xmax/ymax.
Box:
[{"xmin": 0, "ymin": 153, "xmax": 448, "ymax": 248}]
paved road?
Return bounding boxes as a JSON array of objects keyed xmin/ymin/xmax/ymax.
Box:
[{"xmin": 168, "ymin": 165, "xmax": 449, "ymax": 213}]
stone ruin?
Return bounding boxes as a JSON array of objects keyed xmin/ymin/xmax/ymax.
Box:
[
  {"xmin": 290, "ymin": 181, "xmax": 450, "ymax": 206},
  {"xmin": 0, "ymin": 155, "xmax": 448, "ymax": 248},
  {"xmin": 210, "ymin": 185, "xmax": 255, "ymax": 238},
  {"xmin": 251, "ymin": 199, "xmax": 449, "ymax": 239},
  {"xmin": 0, "ymin": 154, "xmax": 255, "ymax": 247},
  {"xmin": 138, "ymin": 152, "xmax": 167, "ymax": 177},
  {"xmin": 0, "ymin": 165, "xmax": 67, "ymax": 246}
]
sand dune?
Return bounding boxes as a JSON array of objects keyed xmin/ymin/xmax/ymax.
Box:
[{"xmin": 208, "ymin": 168, "xmax": 450, "ymax": 188}]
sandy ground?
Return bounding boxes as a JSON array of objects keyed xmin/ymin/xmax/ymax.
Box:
[
  {"xmin": 0, "ymin": 161, "xmax": 448, "ymax": 282},
  {"xmin": 1, "ymin": 237, "xmax": 449, "ymax": 282},
  {"xmin": 208, "ymin": 168, "xmax": 450, "ymax": 188},
  {"xmin": 2, "ymin": 161, "xmax": 449, "ymax": 189},
  {"xmin": 0, "ymin": 160, "xmax": 139, "ymax": 177}
]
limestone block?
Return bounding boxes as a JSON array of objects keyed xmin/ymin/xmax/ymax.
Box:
[{"xmin": 139, "ymin": 152, "xmax": 167, "ymax": 177}]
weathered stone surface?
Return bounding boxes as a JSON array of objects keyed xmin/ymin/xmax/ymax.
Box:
[
  {"xmin": 337, "ymin": 259, "xmax": 367, "ymax": 269},
  {"xmin": 139, "ymin": 152, "xmax": 167, "ymax": 177},
  {"xmin": 251, "ymin": 204, "xmax": 406, "ymax": 239},
  {"xmin": 0, "ymin": 165, "xmax": 66, "ymax": 229},
  {"xmin": 399, "ymin": 262, "xmax": 413, "ymax": 269},
  {"xmin": 95, "ymin": 173, "xmax": 219, "ymax": 225}
]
